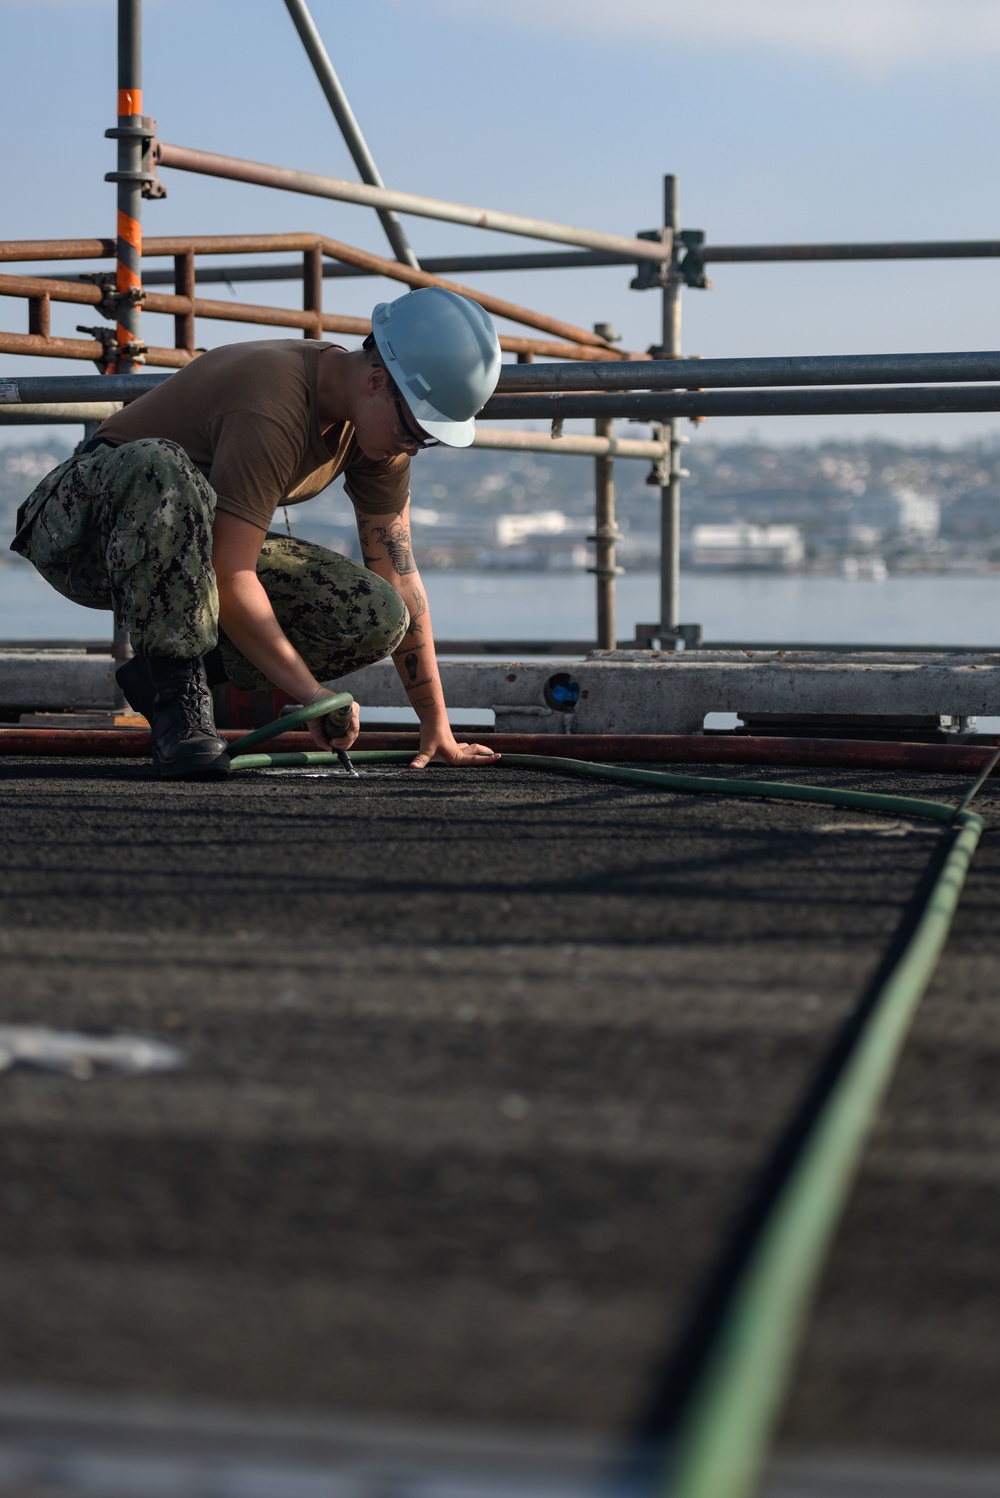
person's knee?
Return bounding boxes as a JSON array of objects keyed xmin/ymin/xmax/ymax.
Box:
[{"xmin": 365, "ymin": 572, "xmax": 409, "ymax": 656}]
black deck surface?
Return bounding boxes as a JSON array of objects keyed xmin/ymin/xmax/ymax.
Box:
[{"xmin": 0, "ymin": 754, "xmax": 997, "ymax": 1459}]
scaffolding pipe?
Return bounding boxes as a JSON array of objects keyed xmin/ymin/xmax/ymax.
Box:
[
  {"xmin": 592, "ymin": 416, "xmax": 618, "ymax": 650},
  {"xmin": 0, "ymin": 401, "xmax": 666, "ymax": 459},
  {"xmin": 0, "ymin": 241, "xmax": 625, "ymax": 355},
  {"xmin": 5, "ymin": 373, "xmax": 1000, "ymax": 418},
  {"xmin": 661, "ymin": 175, "xmax": 682, "ymax": 636},
  {"xmin": 0, "ymin": 403, "xmax": 120, "ymax": 425},
  {"xmin": 495, "ymin": 349, "xmax": 1000, "ymax": 391},
  {"xmin": 0, "ymin": 235, "xmax": 620, "ymax": 268},
  {"xmin": 173, "ymin": 250, "xmax": 195, "ymax": 355},
  {"xmin": 0, "ymin": 326, "xmax": 622, "ymax": 371},
  {"xmin": 283, "ymin": 0, "xmax": 419, "ymax": 270},
  {"xmin": 0, "ymin": 373, "xmax": 168, "ymax": 402},
  {"xmin": 587, "ymin": 320, "xmax": 620, "ymax": 651},
  {"xmin": 692, "ymin": 238, "xmax": 1000, "ymax": 264},
  {"xmin": 135, "ymin": 249, "xmax": 634, "ymax": 285},
  {"xmin": 471, "ymin": 429, "xmax": 668, "ymax": 459},
  {"xmin": 153, "ymin": 140, "xmax": 675, "ymax": 264},
  {"xmin": 109, "ymin": 0, "xmax": 143, "ymax": 375},
  {"xmin": 12, "ymin": 236, "xmax": 1000, "ymax": 272},
  {"xmin": 483, "ymin": 386, "xmax": 1000, "ymax": 419}
]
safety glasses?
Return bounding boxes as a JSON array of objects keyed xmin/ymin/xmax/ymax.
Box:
[{"xmin": 389, "ymin": 379, "xmax": 440, "ymax": 450}]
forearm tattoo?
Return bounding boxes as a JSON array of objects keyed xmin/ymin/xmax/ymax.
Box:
[
  {"xmin": 371, "ymin": 522, "xmax": 415, "ymax": 576},
  {"xmin": 406, "ymin": 586, "xmax": 427, "ymax": 638},
  {"xmin": 396, "ymin": 639, "xmax": 433, "ymax": 693}
]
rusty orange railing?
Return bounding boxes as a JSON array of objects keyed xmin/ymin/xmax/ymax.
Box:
[{"xmin": 0, "ymin": 233, "xmax": 650, "ymax": 370}]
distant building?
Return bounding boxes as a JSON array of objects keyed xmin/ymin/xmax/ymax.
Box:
[
  {"xmin": 495, "ymin": 511, "xmax": 569, "ymax": 548},
  {"xmin": 852, "ymin": 489, "xmax": 940, "ymax": 540},
  {"xmin": 685, "ymin": 523, "xmax": 805, "ymax": 571}
]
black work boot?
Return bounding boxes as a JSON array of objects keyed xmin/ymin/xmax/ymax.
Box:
[
  {"xmin": 142, "ymin": 656, "xmax": 230, "ymax": 779},
  {"xmin": 116, "ymin": 655, "xmax": 155, "ymax": 720},
  {"xmin": 117, "ymin": 645, "xmax": 230, "ymax": 721}
]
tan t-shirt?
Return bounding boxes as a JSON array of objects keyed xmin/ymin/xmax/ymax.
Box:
[{"xmin": 96, "ymin": 339, "xmax": 410, "ymax": 528}]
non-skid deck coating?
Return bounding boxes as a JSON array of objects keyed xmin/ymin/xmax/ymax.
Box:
[{"xmin": 0, "ymin": 755, "xmax": 997, "ymax": 1460}]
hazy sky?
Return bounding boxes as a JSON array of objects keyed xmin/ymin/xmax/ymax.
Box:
[{"xmin": 3, "ymin": 0, "xmax": 1000, "ymax": 445}]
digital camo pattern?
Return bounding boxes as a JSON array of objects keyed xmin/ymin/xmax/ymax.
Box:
[
  {"xmin": 220, "ymin": 533, "xmax": 409, "ymax": 689},
  {"xmin": 16, "ymin": 438, "xmax": 219, "ymax": 658},
  {"xmin": 16, "ymin": 437, "xmax": 408, "ymax": 683}
]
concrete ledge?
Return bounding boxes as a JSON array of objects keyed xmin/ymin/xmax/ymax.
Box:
[
  {"xmin": 2, "ymin": 649, "xmax": 999, "ymax": 733},
  {"xmin": 331, "ymin": 652, "xmax": 1000, "ymax": 735},
  {"xmin": 0, "ymin": 653, "xmax": 118, "ymax": 710}
]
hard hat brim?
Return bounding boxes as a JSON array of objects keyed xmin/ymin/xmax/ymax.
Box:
[{"xmin": 417, "ymin": 413, "xmax": 477, "ymax": 449}]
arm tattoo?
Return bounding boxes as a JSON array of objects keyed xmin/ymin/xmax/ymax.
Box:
[
  {"xmin": 406, "ymin": 586, "xmax": 427, "ymax": 637},
  {"xmin": 371, "ymin": 522, "xmax": 416, "ymax": 576},
  {"xmin": 395, "ymin": 639, "xmax": 431, "ymax": 691}
]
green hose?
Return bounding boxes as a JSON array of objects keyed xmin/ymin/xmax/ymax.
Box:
[
  {"xmin": 227, "ymin": 691, "xmax": 355, "ymax": 765},
  {"xmin": 227, "ymin": 694, "xmax": 989, "ymax": 1498},
  {"xmin": 664, "ymin": 809, "xmax": 984, "ymax": 1498}
]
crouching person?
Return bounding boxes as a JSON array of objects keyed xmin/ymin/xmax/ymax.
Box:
[{"xmin": 9, "ymin": 287, "xmax": 503, "ymax": 778}]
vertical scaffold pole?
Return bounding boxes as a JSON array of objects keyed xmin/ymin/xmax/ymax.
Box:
[
  {"xmin": 591, "ymin": 321, "xmax": 621, "ymax": 650},
  {"xmin": 173, "ymin": 250, "xmax": 196, "ymax": 357},
  {"xmin": 303, "ymin": 243, "xmax": 324, "ymax": 339},
  {"xmin": 114, "ymin": 0, "xmax": 143, "ymax": 376},
  {"xmin": 659, "ymin": 173, "xmax": 682, "ymax": 639},
  {"xmin": 283, "ymin": 0, "xmax": 420, "ymax": 270},
  {"xmin": 110, "ymin": 0, "xmax": 143, "ymax": 686}
]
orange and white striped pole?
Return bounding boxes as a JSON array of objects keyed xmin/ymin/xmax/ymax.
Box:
[{"xmin": 110, "ymin": 0, "xmax": 143, "ymax": 374}]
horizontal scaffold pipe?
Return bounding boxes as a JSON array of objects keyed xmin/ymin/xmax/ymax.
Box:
[
  {"xmin": 0, "ymin": 373, "xmax": 169, "ymax": 402},
  {"xmin": 153, "ymin": 141, "xmax": 673, "ymax": 264},
  {"xmin": 471, "ymin": 429, "xmax": 667, "ymax": 459},
  {"xmin": 0, "ymin": 278, "xmax": 615, "ymax": 365},
  {"xmin": 5, "ymin": 374, "xmax": 1000, "ymax": 418},
  {"xmin": 305, "ymin": 235, "xmax": 622, "ymax": 353},
  {"xmin": 136, "ymin": 249, "xmax": 633, "ymax": 284},
  {"xmin": 496, "ymin": 349, "xmax": 1000, "ymax": 392},
  {"xmin": 695, "ymin": 238, "xmax": 1000, "ymax": 263},
  {"xmin": 0, "ymin": 252, "xmax": 629, "ymax": 359},
  {"xmin": 0, "ymin": 328, "xmax": 612, "ymax": 370},
  {"xmin": 139, "ymin": 233, "xmax": 622, "ymax": 351},
  {"xmin": 0, "ymin": 402, "xmax": 120, "ymax": 424},
  {"xmin": 0, "ymin": 235, "xmax": 630, "ymax": 271},
  {"xmin": 483, "ymin": 386, "xmax": 1000, "ymax": 419},
  {"xmin": 0, "ymin": 333, "xmax": 189, "ymax": 368}
]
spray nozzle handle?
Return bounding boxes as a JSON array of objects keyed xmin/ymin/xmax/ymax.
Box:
[{"xmin": 322, "ymin": 703, "xmax": 354, "ymax": 741}]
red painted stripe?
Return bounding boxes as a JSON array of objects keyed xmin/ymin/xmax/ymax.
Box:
[
  {"xmin": 0, "ymin": 728, "xmax": 997, "ymax": 774},
  {"xmin": 117, "ymin": 211, "xmax": 142, "ymax": 253}
]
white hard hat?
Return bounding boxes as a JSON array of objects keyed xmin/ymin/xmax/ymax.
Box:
[{"xmin": 369, "ymin": 287, "xmax": 502, "ymax": 448}]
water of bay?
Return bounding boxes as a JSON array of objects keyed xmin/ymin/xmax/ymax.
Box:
[{"xmin": 2, "ymin": 563, "xmax": 998, "ymax": 648}]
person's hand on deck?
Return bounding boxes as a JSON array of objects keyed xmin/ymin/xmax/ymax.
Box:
[{"xmin": 409, "ymin": 723, "xmax": 500, "ymax": 770}]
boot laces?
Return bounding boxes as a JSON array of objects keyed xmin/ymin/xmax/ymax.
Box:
[{"xmin": 175, "ymin": 673, "xmax": 216, "ymax": 736}]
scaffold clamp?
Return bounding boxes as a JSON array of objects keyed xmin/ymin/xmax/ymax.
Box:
[
  {"xmin": 678, "ymin": 230, "xmax": 712, "ymax": 289},
  {"xmin": 76, "ymin": 324, "xmax": 146, "ymax": 368},
  {"xmin": 80, "ymin": 273, "xmax": 146, "ymax": 323},
  {"xmin": 104, "ymin": 117, "xmax": 167, "ymax": 199},
  {"xmin": 630, "ymin": 229, "xmax": 674, "ymax": 290}
]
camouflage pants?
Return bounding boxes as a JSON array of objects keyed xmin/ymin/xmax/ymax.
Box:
[{"xmin": 12, "ymin": 437, "xmax": 408, "ymax": 689}]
